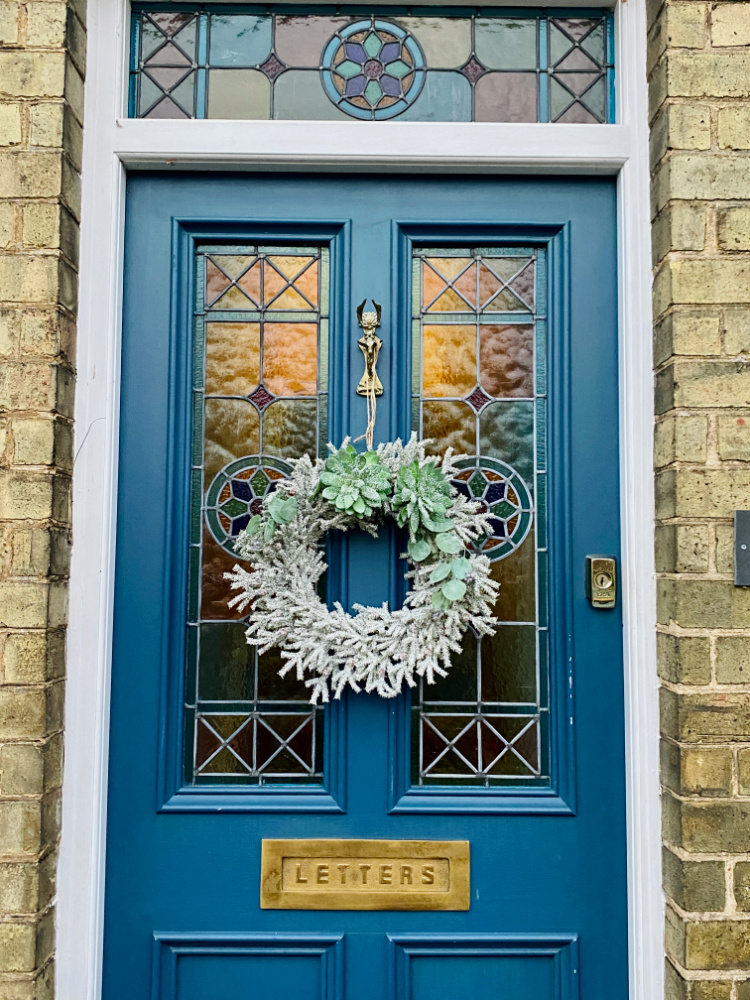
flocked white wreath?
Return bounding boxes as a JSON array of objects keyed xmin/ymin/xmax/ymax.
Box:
[{"xmin": 227, "ymin": 435, "xmax": 499, "ymax": 703}]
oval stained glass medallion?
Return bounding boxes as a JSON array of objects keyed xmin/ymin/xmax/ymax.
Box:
[
  {"xmin": 205, "ymin": 455, "xmax": 293, "ymax": 555},
  {"xmin": 452, "ymin": 456, "xmax": 534, "ymax": 561},
  {"xmin": 321, "ymin": 18, "xmax": 426, "ymax": 120}
]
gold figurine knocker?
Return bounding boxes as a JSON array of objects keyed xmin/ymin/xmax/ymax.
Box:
[{"xmin": 355, "ymin": 300, "xmax": 383, "ymax": 451}]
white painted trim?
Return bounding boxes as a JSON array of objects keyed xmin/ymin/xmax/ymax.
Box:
[{"xmin": 58, "ymin": 1, "xmax": 662, "ymax": 999}]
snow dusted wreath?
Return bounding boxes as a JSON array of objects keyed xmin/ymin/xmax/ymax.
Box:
[{"xmin": 227, "ymin": 435, "xmax": 499, "ymax": 703}]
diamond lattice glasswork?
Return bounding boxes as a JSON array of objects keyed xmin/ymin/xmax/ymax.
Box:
[{"xmin": 320, "ymin": 18, "xmax": 426, "ymax": 120}]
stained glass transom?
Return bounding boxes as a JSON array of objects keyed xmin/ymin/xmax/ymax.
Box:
[
  {"xmin": 411, "ymin": 247, "xmax": 549, "ymax": 787},
  {"xmin": 186, "ymin": 245, "xmax": 329, "ymax": 786},
  {"xmin": 129, "ymin": 7, "xmax": 615, "ymax": 123}
]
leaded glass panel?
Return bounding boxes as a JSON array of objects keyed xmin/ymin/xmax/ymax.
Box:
[
  {"xmin": 186, "ymin": 246, "xmax": 329, "ymax": 785},
  {"xmin": 411, "ymin": 247, "xmax": 549, "ymax": 787},
  {"xmin": 130, "ymin": 8, "xmax": 615, "ymax": 123}
]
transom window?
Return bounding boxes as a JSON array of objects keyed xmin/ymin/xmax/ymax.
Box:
[{"xmin": 129, "ymin": 6, "xmax": 615, "ymax": 123}]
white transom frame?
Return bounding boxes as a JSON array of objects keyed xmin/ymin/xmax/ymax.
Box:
[{"xmin": 58, "ymin": 1, "xmax": 661, "ymax": 999}]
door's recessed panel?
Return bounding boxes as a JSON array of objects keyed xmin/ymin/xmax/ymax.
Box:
[
  {"xmin": 155, "ymin": 934, "xmax": 343, "ymax": 1000},
  {"xmin": 389, "ymin": 935, "xmax": 578, "ymax": 1000}
]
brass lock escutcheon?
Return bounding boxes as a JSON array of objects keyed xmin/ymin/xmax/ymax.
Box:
[{"xmin": 585, "ymin": 556, "xmax": 617, "ymax": 608}]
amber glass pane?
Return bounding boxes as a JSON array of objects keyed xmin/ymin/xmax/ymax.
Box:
[
  {"xmin": 263, "ymin": 399, "xmax": 317, "ymax": 458},
  {"xmin": 490, "ymin": 533, "xmax": 536, "ymax": 623},
  {"xmin": 422, "ymin": 399, "xmax": 475, "ymax": 456},
  {"xmin": 201, "ymin": 526, "xmax": 246, "ymax": 621},
  {"xmin": 423, "ymin": 325, "xmax": 476, "ymax": 398},
  {"xmin": 205, "ymin": 322, "xmax": 260, "ymax": 396},
  {"xmin": 263, "ymin": 322, "xmax": 318, "ymax": 395},
  {"xmin": 203, "ymin": 398, "xmax": 260, "ymax": 486}
]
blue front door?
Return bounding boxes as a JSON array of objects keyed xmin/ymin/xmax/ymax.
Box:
[{"xmin": 105, "ymin": 173, "xmax": 626, "ymax": 999}]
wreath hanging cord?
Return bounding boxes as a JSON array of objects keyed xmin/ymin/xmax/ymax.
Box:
[{"xmin": 227, "ymin": 435, "xmax": 499, "ymax": 703}]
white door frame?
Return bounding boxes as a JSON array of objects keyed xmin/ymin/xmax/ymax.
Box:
[{"xmin": 58, "ymin": 1, "xmax": 661, "ymax": 997}]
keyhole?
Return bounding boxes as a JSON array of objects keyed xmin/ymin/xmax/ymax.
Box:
[{"xmin": 595, "ymin": 572, "xmax": 613, "ymax": 590}]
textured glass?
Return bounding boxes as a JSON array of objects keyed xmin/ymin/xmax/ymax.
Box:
[
  {"xmin": 412, "ymin": 246, "xmax": 549, "ymax": 788},
  {"xmin": 130, "ymin": 9, "xmax": 615, "ymax": 123},
  {"xmin": 185, "ymin": 245, "xmax": 329, "ymax": 786}
]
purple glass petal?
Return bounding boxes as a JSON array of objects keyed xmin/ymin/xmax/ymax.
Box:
[
  {"xmin": 345, "ymin": 75, "xmax": 367, "ymax": 97},
  {"xmin": 345, "ymin": 42, "xmax": 367, "ymax": 63},
  {"xmin": 379, "ymin": 42, "xmax": 400, "ymax": 63},
  {"xmin": 380, "ymin": 74, "xmax": 401, "ymax": 97}
]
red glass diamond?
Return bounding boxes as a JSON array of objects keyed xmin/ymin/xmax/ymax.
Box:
[
  {"xmin": 460, "ymin": 56, "xmax": 487, "ymax": 84},
  {"xmin": 249, "ymin": 384, "xmax": 275, "ymax": 411},
  {"xmin": 466, "ymin": 385, "xmax": 491, "ymax": 412},
  {"xmin": 259, "ymin": 54, "xmax": 286, "ymax": 81}
]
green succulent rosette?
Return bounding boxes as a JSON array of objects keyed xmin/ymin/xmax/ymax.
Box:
[{"xmin": 318, "ymin": 443, "xmax": 391, "ymax": 518}]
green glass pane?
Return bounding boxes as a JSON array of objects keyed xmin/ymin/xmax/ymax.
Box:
[
  {"xmin": 581, "ymin": 77, "xmax": 606, "ymax": 121},
  {"xmin": 481, "ymin": 625, "xmax": 537, "ymax": 703},
  {"xmin": 364, "ymin": 80, "xmax": 382, "ymax": 105},
  {"xmin": 274, "ymin": 70, "xmax": 350, "ymax": 121},
  {"xmin": 387, "ymin": 60, "xmax": 410, "ymax": 79},
  {"xmin": 422, "ymin": 628, "xmax": 479, "ymax": 704},
  {"xmin": 550, "ymin": 77, "xmax": 574, "ymax": 120},
  {"xmin": 364, "ymin": 31, "xmax": 382, "ymax": 58},
  {"xmin": 336, "ymin": 60, "xmax": 361, "ymax": 80},
  {"xmin": 549, "ymin": 24, "xmax": 574, "ymax": 65},
  {"xmin": 256, "ymin": 645, "xmax": 308, "ymax": 701},
  {"xmin": 580, "ymin": 22, "xmax": 606, "ymax": 64},
  {"xmin": 398, "ymin": 72, "xmax": 472, "ymax": 123},
  {"xmin": 208, "ymin": 15, "xmax": 272, "ymax": 67},
  {"xmin": 475, "ymin": 18, "xmax": 538, "ymax": 71},
  {"xmin": 479, "ymin": 400, "xmax": 534, "ymax": 486},
  {"xmin": 393, "ymin": 17, "xmax": 471, "ymax": 69},
  {"xmin": 198, "ymin": 623, "xmax": 255, "ymax": 701},
  {"xmin": 207, "ymin": 69, "xmax": 270, "ymax": 120}
]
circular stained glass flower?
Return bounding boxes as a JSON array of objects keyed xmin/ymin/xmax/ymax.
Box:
[
  {"xmin": 321, "ymin": 18, "xmax": 426, "ymax": 120},
  {"xmin": 205, "ymin": 455, "xmax": 293, "ymax": 555},
  {"xmin": 451, "ymin": 457, "xmax": 534, "ymax": 561}
]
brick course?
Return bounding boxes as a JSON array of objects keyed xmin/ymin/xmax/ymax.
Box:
[
  {"xmin": 0, "ymin": 0, "xmax": 81, "ymax": 996},
  {"xmin": 651, "ymin": 0, "xmax": 750, "ymax": 993}
]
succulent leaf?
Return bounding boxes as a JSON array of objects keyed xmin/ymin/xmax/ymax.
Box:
[{"xmin": 318, "ymin": 444, "xmax": 391, "ymax": 520}]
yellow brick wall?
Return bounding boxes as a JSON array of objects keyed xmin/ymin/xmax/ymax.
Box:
[
  {"xmin": 650, "ymin": 0, "xmax": 750, "ymax": 995},
  {"xmin": 0, "ymin": 0, "xmax": 82, "ymax": 995}
]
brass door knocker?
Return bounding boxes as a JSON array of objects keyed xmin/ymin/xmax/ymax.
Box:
[
  {"xmin": 356, "ymin": 300, "xmax": 383, "ymax": 398},
  {"xmin": 355, "ymin": 300, "xmax": 383, "ymax": 451}
]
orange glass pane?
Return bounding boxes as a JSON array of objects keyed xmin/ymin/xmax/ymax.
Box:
[
  {"xmin": 292, "ymin": 259, "xmax": 319, "ymax": 307},
  {"xmin": 204, "ymin": 398, "xmax": 260, "ymax": 485},
  {"xmin": 210, "ymin": 254, "xmax": 255, "ymax": 280},
  {"xmin": 423, "ymin": 258, "xmax": 476, "ymax": 311},
  {"xmin": 422, "ymin": 399, "xmax": 475, "ymax": 456},
  {"xmin": 212, "ymin": 285, "xmax": 254, "ymax": 310},
  {"xmin": 205, "ymin": 322, "xmax": 260, "ymax": 396},
  {"xmin": 422, "ymin": 324, "xmax": 476, "ymax": 398},
  {"xmin": 237, "ymin": 261, "xmax": 262, "ymax": 306},
  {"xmin": 201, "ymin": 525, "xmax": 246, "ymax": 620},
  {"xmin": 264, "ymin": 256, "xmax": 318, "ymax": 310},
  {"xmin": 479, "ymin": 324, "xmax": 534, "ymax": 398},
  {"xmin": 206, "ymin": 259, "xmax": 231, "ymax": 303},
  {"xmin": 263, "ymin": 322, "xmax": 317, "ymax": 395}
]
